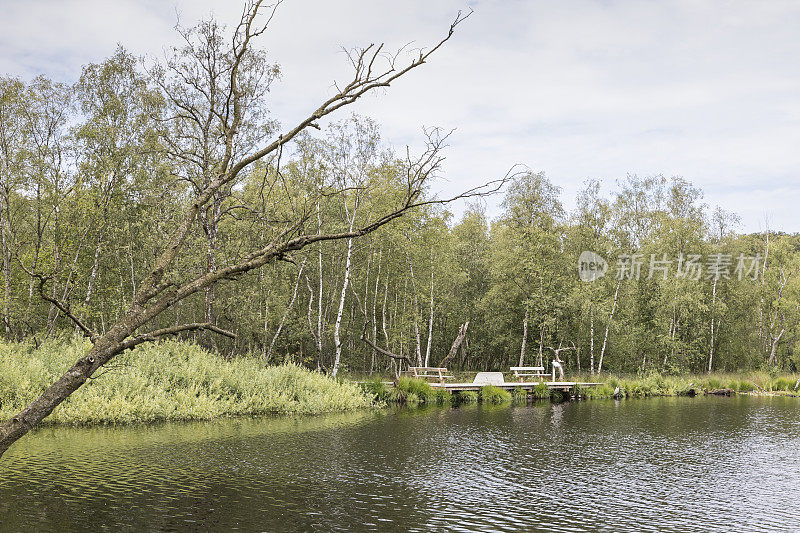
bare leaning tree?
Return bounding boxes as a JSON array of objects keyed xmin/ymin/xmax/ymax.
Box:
[{"xmin": 0, "ymin": 1, "xmax": 503, "ymax": 457}]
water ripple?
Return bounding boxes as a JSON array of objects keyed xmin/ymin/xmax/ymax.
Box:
[{"xmin": 2, "ymin": 397, "xmax": 800, "ymax": 532}]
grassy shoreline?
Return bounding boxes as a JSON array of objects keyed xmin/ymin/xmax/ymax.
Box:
[
  {"xmin": 582, "ymin": 371, "xmax": 800, "ymax": 399},
  {"xmin": 0, "ymin": 338, "xmax": 371, "ymax": 426},
  {"xmin": 2, "ymin": 338, "xmax": 798, "ymax": 426},
  {"xmin": 359, "ymin": 371, "xmax": 800, "ymax": 406}
]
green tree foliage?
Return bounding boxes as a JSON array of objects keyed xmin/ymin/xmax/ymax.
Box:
[{"xmin": 2, "ymin": 47, "xmax": 799, "ymax": 383}]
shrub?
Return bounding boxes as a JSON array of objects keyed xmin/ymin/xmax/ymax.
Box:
[
  {"xmin": 584, "ymin": 383, "xmax": 615, "ymax": 399},
  {"xmin": 480, "ymin": 385, "xmax": 511, "ymax": 404},
  {"xmin": 771, "ymin": 377, "xmax": 794, "ymax": 391},
  {"xmin": 360, "ymin": 377, "xmax": 391, "ymax": 402},
  {"xmin": 530, "ymin": 382, "xmax": 550, "ymax": 400},
  {"xmin": 0, "ymin": 338, "xmax": 372, "ymax": 425},
  {"xmin": 455, "ymin": 390, "xmax": 479, "ymax": 403},
  {"xmin": 511, "ymin": 387, "xmax": 528, "ymax": 403},
  {"xmin": 434, "ymin": 387, "xmax": 453, "ymax": 404},
  {"xmin": 396, "ymin": 377, "xmax": 436, "ymax": 401}
]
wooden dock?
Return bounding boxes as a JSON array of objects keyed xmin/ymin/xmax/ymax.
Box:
[
  {"xmin": 430, "ymin": 381, "xmax": 601, "ymax": 392},
  {"xmin": 398, "ymin": 368, "xmax": 602, "ymax": 394}
]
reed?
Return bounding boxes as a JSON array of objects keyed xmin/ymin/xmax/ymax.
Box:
[
  {"xmin": 0, "ymin": 338, "xmax": 371, "ymax": 425},
  {"xmin": 583, "ymin": 371, "xmax": 800, "ymax": 399},
  {"xmin": 479, "ymin": 385, "xmax": 512, "ymax": 404}
]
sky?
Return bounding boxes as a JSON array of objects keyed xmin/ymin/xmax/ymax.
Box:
[{"xmin": 1, "ymin": 0, "xmax": 799, "ymax": 233}]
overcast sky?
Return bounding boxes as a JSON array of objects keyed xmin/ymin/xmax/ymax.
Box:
[{"xmin": 1, "ymin": 0, "xmax": 799, "ymax": 233}]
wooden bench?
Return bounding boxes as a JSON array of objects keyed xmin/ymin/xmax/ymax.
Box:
[
  {"xmin": 408, "ymin": 367, "xmax": 453, "ymax": 383},
  {"xmin": 509, "ymin": 366, "xmax": 548, "ymax": 382}
]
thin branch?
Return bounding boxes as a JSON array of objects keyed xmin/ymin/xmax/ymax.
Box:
[
  {"xmin": 23, "ymin": 269, "xmax": 99, "ymax": 343},
  {"xmin": 120, "ymin": 322, "xmax": 236, "ymax": 351},
  {"xmin": 359, "ymin": 318, "xmax": 411, "ymax": 365}
]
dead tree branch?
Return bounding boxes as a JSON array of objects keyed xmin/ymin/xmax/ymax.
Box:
[
  {"xmin": 120, "ymin": 322, "xmax": 236, "ymax": 351},
  {"xmin": 440, "ymin": 321, "xmax": 469, "ymax": 367}
]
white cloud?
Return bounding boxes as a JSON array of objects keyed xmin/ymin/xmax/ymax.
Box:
[{"xmin": 1, "ymin": 0, "xmax": 799, "ymax": 232}]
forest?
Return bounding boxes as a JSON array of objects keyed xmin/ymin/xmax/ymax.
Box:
[
  {"xmin": 4, "ymin": 2, "xmax": 800, "ymax": 530},
  {"xmin": 1, "ymin": 44, "xmax": 798, "ymax": 380},
  {"xmin": 0, "ymin": 1, "xmax": 799, "ymax": 418}
]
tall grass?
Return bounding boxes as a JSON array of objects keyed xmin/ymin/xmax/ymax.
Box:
[
  {"xmin": 455, "ymin": 390, "xmax": 479, "ymax": 403},
  {"xmin": 480, "ymin": 385, "xmax": 512, "ymax": 404},
  {"xmin": 392, "ymin": 377, "xmax": 452, "ymax": 405},
  {"xmin": 360, "ymin": 376, "xmax": 392, "ymax": 403},
  {"xmin": 583, "ymin": 370, "xmax": 800, "ymax": 399},
  {"xmin": 0, "ymin": 338, "xmax": 371, "ymax": 425}
]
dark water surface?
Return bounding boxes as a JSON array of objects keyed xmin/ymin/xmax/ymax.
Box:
[{"xmin": 2, "ymin": 396, "xmax": 800, "ymax": 532}]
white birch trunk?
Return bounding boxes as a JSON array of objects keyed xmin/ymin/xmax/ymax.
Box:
[
  {"xmin": 331, "ymin": 226, "xmax": 354, "ymax": 377},
  {"xmin": 589, "ymin": 307, "xmax": 595, "ymax": 375},
  {"xmin": 707, "ymin": 277, "xmax": 717, "ymax": 373},
  {"xmin": 424, "ymin": 256, "xmax": 434, "ymax": 367},
  {"xmin": 371, "ymin": 249, "xmax": 382, "ymax": 373},
  {"xmin": 597, "ymin": 280, "xmax": 620, "ymax": 374},
  {"xmin": 519, "ymin": 307, "xmax": 529, "ymax": 367}
]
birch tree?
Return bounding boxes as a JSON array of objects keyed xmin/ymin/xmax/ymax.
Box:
[{"xmin": 0, "ymin": 2, "xmax": 481, "ymax": 456}]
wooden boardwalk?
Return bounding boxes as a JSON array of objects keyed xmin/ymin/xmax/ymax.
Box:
[
  {"xmin": 430, "ymin": 381, "xmax": 601, "ymax": 392},
  {"xmin": 399, "ymin": 368, "xmax": 602, "ymax": 393}
]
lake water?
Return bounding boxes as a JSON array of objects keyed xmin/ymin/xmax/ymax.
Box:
[{"xmin": 2, "ymin": 396, "xmax": 800, "ymax": 532}]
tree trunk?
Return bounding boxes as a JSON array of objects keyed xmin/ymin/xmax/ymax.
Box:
[
  {"xmin": 407, "ymin": 252, "xmax": 423, "ymax": 366},
  {"xmin": 202, "ymin": 196, "xmax": 221, "ymax": 327},
  {"xmin": 707, "ymin": 277, "xmax": 717, "ymax": 373},
  {"xmin": 262, "ymin": 287, "xmax": 271, "ymax": 359},
  {"xmin": 769, "ymin": 328, "xmax": 784, "ymax": 366},
  {"xmin": 382, "ymin": 278, "xmax": 390, "ymax": 347},
  {"xmin": 0, "ymin": 199, "xmax": 10, "ymax": 337},
  {"xmin": 440, "ymin": 321, "xmax": 468, "ymax": 367},
  {"xmin": 424, "ymin": 254, "xmax": 434, "ymax": 367},
  {"xmin": 597, "ymin": 280, "xmax": 620, "ymax": 374},
  {"xmin": 536, "ymin": 327, "xmax": 545, "ymax": 367},
  {"xmin": 332, "ymin": 230, "xmax": 353, "ymax": 377},
  {"xmin": 370, "ymin": 249, "xmax": 382, "ymax": 373},
  {"xmin": 267, "ymin": 258, "xmax": 306, "ymax": 362},
  {"xmin": 519, "ymin": 307, "xmax": 529, "ymax": 367},
  {"xmin": 664, "ymin": 311, "xmax": 676, "ymax": 367},
  {"xmin": 316, "ymin": 203, "xmax": 324, "ymax": 367},
  {"xmin": 589, "ymin": 307, "xmax": 595, "ymax": 375},
  {"xmin": 758, "ymin": 225, "xmax": 769, "ymax": 350}
]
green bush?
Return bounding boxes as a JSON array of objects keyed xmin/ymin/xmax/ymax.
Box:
[
  {"xmin": 530, "ymin": 382, "xmax": 550, "ymax": 400},
  {"xmin": 771, "ymin": 377, "xmax": 794, "ymax": 391},
  {"xmin": 360, "ymin": 377, "xmax": 391, "ymax": 402},
  {"xmin": 584, "ymin": 383, "xmax": 615, "ymax": 399},
  {"xmin": 455, "ymin": 390, "xmax": 479, "ymax": 403},
  {"xmin": 570, "ymin": 383, "xmax": 585, "ymax": 398},
  {"xmin": 396, "ymin": 377, "xmax": 437, "ymax": 402},
  {"xmin": 511, "ymin": 387, "xmax": 528, "ymax": 403},
  {"xmin": 480, "ymin": 385, "xmax": 512, "ymax": 404},
  {"xmin": 434, "ymin": 387, "xmax": 453, "ymax": 404},
  {"xmin": 388, "ymin": 386, "xmax": 406, "ymax": 403}
]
